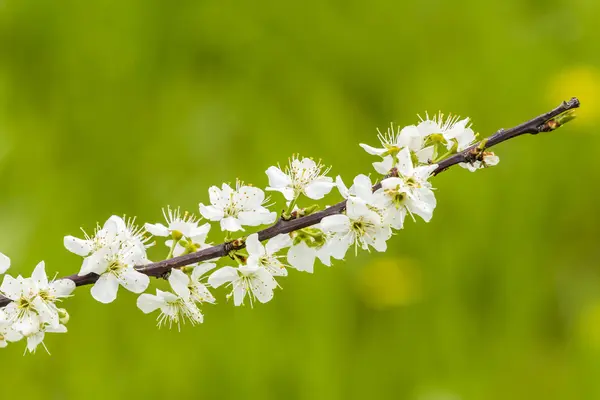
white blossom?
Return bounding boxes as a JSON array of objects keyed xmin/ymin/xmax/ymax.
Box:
[
  {"xmin": 373, "ymin": 177, "xmax": 436, "ymax": 229},
  {"xmin": 199, "ymin": 182, "xmax": 277, "ymax": 232},
  {"xmin": 418, "ymin": 112, "xmax": 476, "ymax": 152},
  {"xmin": 208, "ymin": 265, "xmax": 278, "ymax": 306},
  {"xmin": 137, "ymin": 268, "xmax": 206, "ymax": 329},
  {"xmin": 321, "ymin": 198, "xmax": 392, "ymax": 259},
  {"xmin": 64, "ymin": 215, "xmax": 152, "ymax": 259},
  {"xmin": 82, "ymin": 242, "xmax": 150, "ymax": 304},
  {"xmin": 168, "ymin": 265, "xmax": 216, "ymax": 304},
  {"xmin": 266, "ymin": 156, "xmax": 335, "ymax": 201},
  {"xmin": 145, "ymin": 207, "xmax": 211, "ymax": 256},
  {"xmin": 0, "ymin": 261, "xmax": 73, "ymax": 354},
  {"xmin": 246, "ymin": 233, "xmax": 291, "ymax": 276},
  {"xmin": 360, "ymin": 123, "xmax": 434, "ymax": 163},
  {"xmin": 28, "ymin": 261, "xmax": 75, "ymax": 328}
]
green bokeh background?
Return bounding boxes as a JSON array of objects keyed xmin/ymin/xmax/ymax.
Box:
[{"xmin": 1, "ymin": 1, "xmax": 599, "ymax": 399}]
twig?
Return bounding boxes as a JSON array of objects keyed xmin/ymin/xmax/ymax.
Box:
[{"xmin": 0, "ymin": 98, "xmax": 580, "ymax": 307}]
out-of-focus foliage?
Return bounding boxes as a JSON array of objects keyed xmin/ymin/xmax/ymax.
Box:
[{"xmin": 0, "ymin": 1, "xmax": 598, "ymax": 399}]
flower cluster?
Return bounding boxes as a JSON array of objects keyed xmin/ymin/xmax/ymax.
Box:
[
  {"xmin": 0, "ymin": 112, "xmax": 500, "ymax": 354},
  {"xmin": 0, "ymin": 259, "xmax": 74, "ymax": 353}
]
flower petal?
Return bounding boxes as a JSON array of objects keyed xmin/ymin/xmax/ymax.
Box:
[
  {"xmin": 64, "ymin": 236, "xmax": 93, "ymax": 257},
  {"xmin": 91, "ymin": 273, "xmax": 120, "ymax": 304},
  {"xmin": 208, "ymin": 266, "xmax": 239, "ymax": 288},
  {"xmin": 144, "ymin": 222, "xmax": 170, "ymax": 237},
  {"xmin": 304, "ymin": 181, "xmax": 335, "ymax": 200}
]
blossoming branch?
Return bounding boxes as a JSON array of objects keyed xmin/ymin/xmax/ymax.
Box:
[{"xmin": 0, "ymin": 98, "xmax": 580, "ymax": 354}]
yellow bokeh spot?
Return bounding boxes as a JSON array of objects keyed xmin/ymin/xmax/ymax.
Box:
[
  {"xmin": 547, "ymin": 65, "xmax": 600, "ymax": 125},
  {"xmin": 357, "ymin": 257, "xmax": 421, "ymax": 309},
  {"xmin": 577, "ymin": 300, "xmax": 600, "ymax": 350}
]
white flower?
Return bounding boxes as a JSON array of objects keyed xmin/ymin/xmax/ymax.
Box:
[
  {"xmin": 1, "ymin": 274, "xmax": 44, "ymax": 336},
  {"xmin": 0, "ymin": 252, "xmax": 10, "ymax": 274},
  {"xmin": 373, "ymin": 177, "xmax": 436, "ymax": 229},
  {"xmin": 64, "ymin": 215, "xmax": 152, "ymax": 258},
  {"xmin": 145, "ymin": 207, "xmax": 211, "ymax": 256},
  {"xmin": 266, "ymin": 156, "xmax": 335, "ymax": 201},
  {"xmin": 146, "ymin": 207, "xmax": 210, "ymax": 239},
  {"xmin": 168, "ymin": 265, "xmax": 216, "ymax": 304},
  {"xmin": 208, "ymin": 265, "xmax": 278, "ymax": 306},
  {"xmin": 28, "ymin": 261, "xmax": 75, "ymax": 328},
  {"xmin": 82, "ymin": 243, "xmax": 150, "ymax": 304},
  {"xmin": 246, "ymin": 233, "xmax": 291, "ymax": 277},
  {"xmin": 0, "ymin": 261, "xmax": 73, "ymax": 354},
  {"xmin": 418, "ymin": 112, "xmax": 476, "ymax": 152},
  {"xmin": 321, "ymin": 198, "xmax": 392, "ymax": 260},
  {"xmin": 199, "ymin": 182, "xmax": 277, "ymax": 232},
  {"xmin": 137, "ymin": 289, "xmax": 203, "ymax": 329},
  {"xmin": 360, "ymin": 123, "xmax": 434, "ymax": 163},
  {"xmin": 286, "ymin": 226, "xmax": 332, "ymax": 273},
  {"xmin": 460, "ymin": 152, "xmax": 500, "ymax": 172},
  {"xmin": 137, "ymin": 268, "xmax": 207, "ymax": 329}
]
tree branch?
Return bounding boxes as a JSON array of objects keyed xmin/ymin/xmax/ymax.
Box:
[{"xmin": 0, "ymin": 98, "xmax": 580, "ymax": 307}]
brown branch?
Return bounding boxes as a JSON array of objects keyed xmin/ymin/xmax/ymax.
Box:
[{"xmin": 0, "ymin": 98, "xmax": 580, "ymax": 307}]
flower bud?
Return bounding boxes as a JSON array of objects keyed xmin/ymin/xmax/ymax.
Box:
[{"xmin": 58, "ymin": 308, "xmax": 70, "ymax": 325}]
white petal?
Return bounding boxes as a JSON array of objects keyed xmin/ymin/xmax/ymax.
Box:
[
  {"xmin": 52, "ymin": 279, "xmax": 76, "ymax": 297},
  {"xmin": 245, "ymin": 233, "xmax": 265, "ymax": 257},
  {"xmin": 397, "ymin": 125, "xmax": 423, "ymax": 150},
  {"xmin": 232, "ymin": 282, "xmax": 247, "ymax": 306},
  {"xmin": 31, "ymin": 261, "xmax": 48, "ymax": 288},
  {"xmin": 265, "ymin": 166, "xmax": 292, "ymax": 189},
  {"xmin": 168, "ymin": 269, "xmax": 191, "ymax": 299},
  {"xmin": 91, "ymin": 273, "xmax": 120, "ymax": 303},
  {"xmin": 328, "ymin": 234, "xmax": 353, "ymax": 260},
  {"xmin": 26, "ymin": 332, "xmax": 45, "ymax": 353},
  {"xmin": 287, "ymin": 242, "xmax": 316, "ymax": 273},
  {"xmin": 191, "ymin": 263, "xmax": 216, "ymax": 280},
  {"xmin": 220, "ymin": 216, "xmax": 243, "ymax": 232},
  {"xmin": 304, "ymin": 181, "xmax": 335, "ymax": 200},
  {"xmin": 144, "ymin": 222, "xmax": 170, "ymax": 237},
  {"xmin": 0, "ymin": 275, "xmax": 20, "ymax": 299},
  {"xmin": 0, "ymin": 252, "xmax": 9, "ymax": 274},
  {"xmin": 237, "ymin": 210, "xmax": 277, "ymax": 227},
  {"xmin": 266, "ymin": 234, "xmax": 292, "ymax": 254},
  {"xmin": 208, "ymin": 186, "xmax": 226, "ymax": 207},
  {"xmin": 249, "ymin": 269, "xmax": 277, "ymax": 303},
  {"xmin": 63, "ymin": 236, "xmax": 92, "ymax": 257},
  {"xmin": 104, "ymin": 215, "xmax": 126, "ymax": 234},
  {"xmin": 237, "ymin": 186, "xmax": 265, "ymax": 209},
  {"xmin": 321, "ymin": 214, "xmax": 350, "ymax": 234},
  {"xmin": 373, "ymin": 156, "xmax": 394, "ymax": 175},
  {"xmin": 484, "ymin": 154, "xmax": 500, "ymax": 166},
  {"xmin": 199, "ymin": 204, "xmax": 224, "ymax": 221},
  {"xmin": 359, "ymin": 143, "xmax": 387, "ymax": 155},
  {"xmin": 416, "ymin": 145, "xmax": 435, "ymax": 163},
  {"xmin": 208, "ymin": 266, "xmax": 239, "ymax": 288},
  {"xmin": 316, "ymin": 245, "xmax": 332, "ymax": 266},
  {"xmin": 396, "ymin": 147, "xmax": 414, "ymax": 176},
  {"xmin": 352, "ymin": 174, "xmax": 373, "ymax": 202},
  {"xmin": 137, "ymin": 293, "xmax": 165, "ymax": 314},
  {"xmin": 336, "ymin": 175, "xmax": 349, "ymax": 198},
  {"xmin": 118, "ymin": 267, "xmax": 150, "ymax": 294}
]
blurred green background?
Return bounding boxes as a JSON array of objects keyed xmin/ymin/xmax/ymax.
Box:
[{"xmin": 1, "ymin": 0, "xmax": 599, "ymax": 399}]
